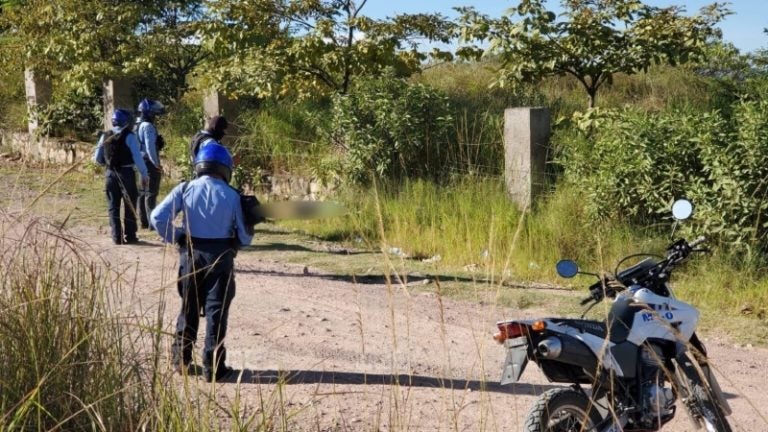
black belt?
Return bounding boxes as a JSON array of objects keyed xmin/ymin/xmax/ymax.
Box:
[{"xmin": 187, "ymin": 237, "xmax": 232, "ymax": 246}]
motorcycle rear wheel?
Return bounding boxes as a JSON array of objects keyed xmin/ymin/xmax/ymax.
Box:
[{"xmin": 524, "ymin": 388, "xmax": 602, "ymax": 432}]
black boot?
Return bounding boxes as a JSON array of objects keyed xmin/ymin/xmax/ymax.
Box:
[
  {"xmin": 171, "ymin": 333, "xmax": 194, "ymax": 375},
  {"xmin": 203, "ymin": 347, "xmax": 233, "ymax": 382}
]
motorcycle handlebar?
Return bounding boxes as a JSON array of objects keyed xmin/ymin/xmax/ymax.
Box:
[{"xmin": 581, "ymin": 236, "xmax": 708, "ymax": 305}]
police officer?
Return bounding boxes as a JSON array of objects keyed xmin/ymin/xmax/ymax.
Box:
[
  {"xmin": 93, "ymin": 108, "xmax": 149, "ymax": 245},
  {"xmin": 189, "ymin": 115, "xmax": 228, "ymax": 164},
  {"xmin": 135, "ymin": 98, "xmax": 165, "ymax": 230},
  {"xmin": 150, "ymin": 143, "xmax": 253, "ymax": 383}
]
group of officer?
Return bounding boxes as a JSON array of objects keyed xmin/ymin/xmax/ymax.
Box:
[{"xmin": 92, "ymin": 102, "xmax": 249, "ymax": 383}]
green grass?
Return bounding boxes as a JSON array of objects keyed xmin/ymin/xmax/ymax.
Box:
[
  {"xmin": 281, "ymin": 178, "xmax": 768, "ymax": 344},
  {"xmin": 1, "ymin": 158, "xmax": 768, "ymax": 431},
  {"xmin": 4, "ymin": 161, "xmax": 768, "ymax": 350},
  {"xmin": 0, "ymin": 163, "xmax": 299, "ymax": 430}
]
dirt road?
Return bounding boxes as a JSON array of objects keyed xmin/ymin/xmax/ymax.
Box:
[{"xmin": 75, "ymin": 224, "xmax": 768, "ymax": 431}]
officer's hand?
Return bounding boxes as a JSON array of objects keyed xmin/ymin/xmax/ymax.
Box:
[{"xmin": 141, "ymin": 176, "xmax": 149, "ymax": 189}]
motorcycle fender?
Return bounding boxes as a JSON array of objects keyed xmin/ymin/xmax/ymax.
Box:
[
  {"xmin": 500, "ymin": 336, "xmax": 528, "ymax": 385},
  {"xmin": 675, "ymin": 349, "xmax": 732, "ymax": 416},
  {"xmin": 703, "ymin": 364, "xmax": 732, "ymax": 416}
]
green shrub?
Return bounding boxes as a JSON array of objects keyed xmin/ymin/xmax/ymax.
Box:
[
  {"xmin": 236, "ymin": 100, "xmax": 329, "ymax": 178},
  {"xmin": 41, "ymin": 88, "xmax": 103, "ymax": 139},
  {"xmin": 157, "ymin": 91, "xmax": 204, "ymax": 174},
  {"xmin": 557, "ymin": 100, "xmax": 768, "ymax": 251},
  {"xmin": 328, "ymin": 71, "xmax": 454, "ymax": 183}
]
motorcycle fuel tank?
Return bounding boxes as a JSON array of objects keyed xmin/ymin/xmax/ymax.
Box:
[{"xmin": 625, "ymin": 288, "xmax": 700, "ymax": 345}]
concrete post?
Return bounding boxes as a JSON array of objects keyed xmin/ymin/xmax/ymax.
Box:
[
  {"xmin": 203, "ymin": 89, "xmax": 240, "ymax": 145},
  {"xmin": 504, "ymin": 107, "xmax": 550, "ymax": 210},
  {"xmin": 24, "ymin": 68, "xmax": 52, "ymax": 136},
  {"xmin": 102, "ymin": 78, "xmax": 133, "ymax": 130}
]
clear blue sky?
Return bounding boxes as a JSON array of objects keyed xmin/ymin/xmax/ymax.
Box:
[{"xmin": 363, "ymin": 0, "xmax": 767, "ymax": 53}]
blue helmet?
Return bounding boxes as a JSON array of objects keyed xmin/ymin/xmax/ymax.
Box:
[
  {"xmin": 137, "ymin": 98, "xmax": 165, "ymax": 119},
  {"xmin": 194, "ymin": 143, "xmax": 233, "ymax": 183},
  {"xmin": 111, "ymin": 108, "xmax": 132, "ymax": 127}
]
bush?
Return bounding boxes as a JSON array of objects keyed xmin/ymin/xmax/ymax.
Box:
[
  {"xmin": 328, "ymin": 71, "xmax": 454, "ymax": 183},
  {"xmin": 41, "ymin": 88, "xmax": 103, "ymax": 139},
  {"xmin": 558, "ymin": 100, "xmax": 768, "ymax": 251},
  {"xmin": 236, "ymin": 100, "xmax": 328, "ymax": 177},
  {"xmin": 156, "ymin": 91, "xmax": 204, "ymax": 174},
  {"xmin": 0, "ymin": 224, "xmax": 153, "ymax": 429}
]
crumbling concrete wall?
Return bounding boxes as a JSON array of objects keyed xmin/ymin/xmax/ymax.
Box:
[{"xmin": 1, "ymin": 131, "xmax": 91, "ymax": 164}]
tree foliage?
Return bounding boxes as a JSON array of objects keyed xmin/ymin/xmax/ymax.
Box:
[
  {"xmin": 199, "ymin": 0, "xmax": 455, "ymax": 99},
  {"xmin": 327, "ymin": 70, "xmax": 453, "ymax": 183},
  {"xmin": 559, "ymin": 101, "xmax": 768, "ymax": 250},
  {"xmin": 458, "ymin": 0, "xmax": 730, "ymax": 108},
  {"xmin": 0, "ymin": 0, "xmax": 208, "ymax": 101}
]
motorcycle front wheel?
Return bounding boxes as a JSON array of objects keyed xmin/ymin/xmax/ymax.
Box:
[
  {"xmin": 524, "ymin": 388, "xmax": 602, "ymax": 432},
  {"xmin": 675, "ymin": 355, "xmax": 733, "ymax": 432}
]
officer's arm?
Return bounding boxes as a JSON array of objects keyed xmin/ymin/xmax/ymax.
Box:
[
  {"xmin": 233, "ymin": 197, "xmax": 254, "ymax": 246},
  {"xmin": 142, "ymin": 123, "xmax": 161, "ymax": 168},
  {"xmin": 150, "ymin": 184, "xmax": 185, "ymax": 244},
  {"xmin": 126, "ymin": 134, "xmax": 149, "ymax": 178},
  {"xmin": 92, "ymin": 135, "xmax": 106, "ymax": 166}
]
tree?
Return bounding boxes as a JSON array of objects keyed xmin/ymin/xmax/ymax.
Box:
[
  {"xmin": 0, "ymin": 0, "xmax": 149, "ymax": 89},
  {"xmin": 0, "ymin": 0, "xmax": 208, "ymax": 101},
  {"xmin": 134, "ymin": 1, "xmax": 210, "ymax": 102},
  {"xmin": 457, "ymin": 0, "xmax": 729, "ymax": 108},
  {"xmin": 199, "ymin": 0, "xmax": 455, "ymax": 99}
]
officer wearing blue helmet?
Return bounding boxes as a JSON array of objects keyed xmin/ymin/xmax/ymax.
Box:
[
  {"xmin": 135, "ymin": 98, "xmax": 165, "ymax": 230},
  {"xmin": 93, "ymin": 108, "xmax": 149, "ymax": 245},
  {"xmin": 150, "ymin": 142, "xmax": 253, "ymax": 383}
]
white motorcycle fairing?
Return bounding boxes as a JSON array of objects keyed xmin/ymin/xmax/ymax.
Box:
[
  {"xmin": 624, "ymin": 287, "xmax": 700, "ymax": 345},
  {"xmin": 499, "ymin": 286, "xmax": 701, "ymax": 384}
]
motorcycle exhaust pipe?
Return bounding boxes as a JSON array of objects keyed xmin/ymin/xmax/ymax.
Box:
[
  {"xmin": 538, "ymin": 337, "xmax": 563, "ymax": 358},
  {"xmin": 537, "ymin": 335, "xmax": 599, "ymax": 375}
]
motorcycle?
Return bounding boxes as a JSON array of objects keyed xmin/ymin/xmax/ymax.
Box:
[{"xmin": 493, "ymin": 199, "xmax": 733, "ymax": 431}]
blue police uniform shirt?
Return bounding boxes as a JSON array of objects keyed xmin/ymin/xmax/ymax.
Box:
[
  {"xmin": 137, "ymin": 121, "xmax": 161, "ymax": 168},
  {"xmin": 150, "ymin": 175, "xmax": 253, "ymax": 246},
  {"xmin": 92, "ymin": 126, "xmax": 149, "ymax": 178}
]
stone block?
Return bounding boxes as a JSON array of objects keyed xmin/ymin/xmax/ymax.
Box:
[
  {"xmin": 102, "ymin": 78, "xmax": 133, "ymax": 130},
  {"xmin": 504, "ymin": 107, "xmax": 550, "ymax": 210},
  {"xmin": 24, "ymin": 69, "xmax": 52, "ymax": 136}
]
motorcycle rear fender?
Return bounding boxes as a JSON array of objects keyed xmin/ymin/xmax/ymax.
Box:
[{"xmin": 500, "ymin": 336, "xmax": 529, "ymax": 385}]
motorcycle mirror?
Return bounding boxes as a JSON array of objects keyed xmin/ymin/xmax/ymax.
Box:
[
  {"xmin": 671, "ymin": 199, "xmax": 694, "ymax": 221},
  {"xmin": 555, "ymin": 260, "xmax": 579, "ymax": 278}
]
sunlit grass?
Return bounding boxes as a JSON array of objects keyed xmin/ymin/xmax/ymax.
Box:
[{"xmin": 283, "ymin": 178, "xmax": 768, "ymax": 344}]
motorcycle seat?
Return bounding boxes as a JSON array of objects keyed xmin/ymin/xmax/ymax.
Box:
[
  {"xmin": 552, "ymin": 317, "xmax": 633, "ymax": 344},
  {"xmin": 552, "ymin": 319, "xmax": 608, "ymax": 339}
]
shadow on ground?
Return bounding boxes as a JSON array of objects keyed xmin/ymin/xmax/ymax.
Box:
[{"xmin": 204, "ymin": 368, "xmax": 561, "ymax": 394}]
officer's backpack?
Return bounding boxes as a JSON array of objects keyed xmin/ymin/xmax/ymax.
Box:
[{"xmin": 102, "ymin": 127, "xmax": 132, "ymax": 168}]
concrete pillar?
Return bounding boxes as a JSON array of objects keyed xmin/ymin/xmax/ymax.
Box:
[
  {"xmin": 24, "ymin": 68, "xmax": 52, "ymax": 136},
  {"xmin": 102, "ymin": 78, "xmax": 133, "ymax": 130},
  {"xmin": 504, "ymin": 107, "xmax": 550, "ymax": 210},
  {"xmin": 203, "ymin": 89, "xmax": 240, "ymax": 145}
]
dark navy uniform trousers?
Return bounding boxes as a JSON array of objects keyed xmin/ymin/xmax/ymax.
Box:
[
  {"xmin": 171, "ymin": 239, "xmax": 236, "ymax": 372},
  {"xmin": 105, "ymin": 166, "xmax": 139, "ymax": 243},
  {"xmin": 137, "ymin": 159, "xmax": 162, "ymax": 229}
]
